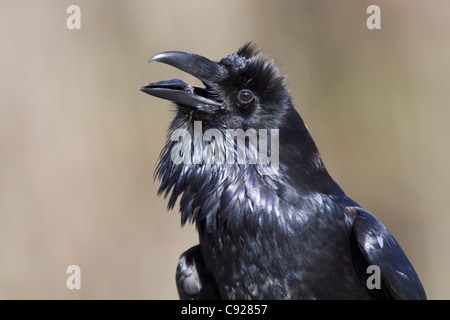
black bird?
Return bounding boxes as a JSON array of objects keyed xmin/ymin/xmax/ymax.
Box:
[{"xmin": 140, "ymin": 43, "xmax": 426, "ymax": 300}]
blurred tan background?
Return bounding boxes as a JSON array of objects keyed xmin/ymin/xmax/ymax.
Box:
[{"xmin": 0, "ymin": 0, "xmax": 448, "ymax": 299}]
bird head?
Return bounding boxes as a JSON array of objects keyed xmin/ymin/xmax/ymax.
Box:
[{"xmin": 140, "ymin": 43, "xmax": 290, "ymax": 130}]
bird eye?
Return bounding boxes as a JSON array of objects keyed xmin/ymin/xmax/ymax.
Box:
[{"xmin": 237, "ymin": 89, "xmax": 254, "ymax": 104}]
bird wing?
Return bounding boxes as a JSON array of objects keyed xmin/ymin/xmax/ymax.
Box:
[
  {"xmin": 350, "ymin": 207, "xmax": 427, "ymax": 299},
  {"xmin": 176, "ymin": 245, "xmax": 221, "ymax": 300}
]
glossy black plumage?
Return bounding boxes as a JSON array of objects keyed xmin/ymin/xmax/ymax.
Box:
[{"xmin": 140, "ymin": 43, "xmax": 426, "ymax": 300}]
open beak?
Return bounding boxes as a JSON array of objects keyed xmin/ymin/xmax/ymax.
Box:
[{"xmin": 140, "ymin": 51, "xmax": 227, "ymax": 113}]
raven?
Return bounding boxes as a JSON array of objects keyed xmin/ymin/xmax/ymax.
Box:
[{"xmin": 140, "ymin": 43, "xmax": 426, "ymax": 300}]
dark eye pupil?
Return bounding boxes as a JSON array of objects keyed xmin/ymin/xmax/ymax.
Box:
[{"xmin": 238, "ymin": 90, "xmax": 253, "ymax": 103}]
